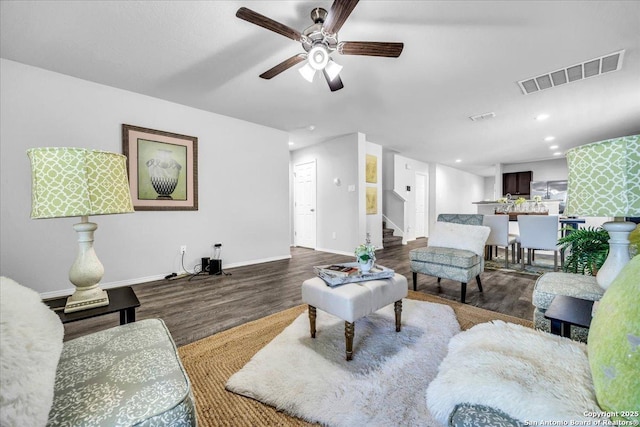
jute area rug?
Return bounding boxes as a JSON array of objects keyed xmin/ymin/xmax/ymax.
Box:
[{"xmin": 177, "ymin": 291, "xmax": 533, "ymax": 427}]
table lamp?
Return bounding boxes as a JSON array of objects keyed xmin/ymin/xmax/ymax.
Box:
[
  {"xmin": 564, "ymin": 134, "xmax": 640, "ymax": 290},
  {"xmin": 27, "ymin": 147, "xmax": 134, "ymax": 313}
]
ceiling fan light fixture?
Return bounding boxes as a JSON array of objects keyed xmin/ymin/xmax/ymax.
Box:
[
  {"xmin": 324, "ymin": 59, "xmax": 343, "ymax": 81},
  {"xmin": 308, "ymin": 44, "xmax": 329, "ymax": 70},
  {"xmin": 298, "ymin": 62, "xmax": 316, "ymax": 82}
]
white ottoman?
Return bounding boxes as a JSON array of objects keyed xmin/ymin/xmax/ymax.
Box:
[{"xmin": 301, "ymin": 274, "xmax": 408, "ymax": 360}]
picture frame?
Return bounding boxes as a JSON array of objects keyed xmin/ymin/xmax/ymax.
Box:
[
  {"xmin": 366, "ymin": 154, "xmax": 378, "ymax": 183},
  {"xmin": 366, "ymin": 187, "xmax": 378, "ymax": 215},
  {"xmin": 122, "ymin": 124, "xmax": 198, "ymax": 211}
]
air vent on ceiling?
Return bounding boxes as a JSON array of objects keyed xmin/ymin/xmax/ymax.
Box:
[
  {"xmin": 517, "ymin": 50, "xmax": 625, "ymax": 95},
  {"xmin": 469, "ymin": 112, "xmax": 496, "ymax": 121}
]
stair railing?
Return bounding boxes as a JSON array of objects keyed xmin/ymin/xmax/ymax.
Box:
[{"xmin": 382, "ymin": 189, "xmax": 407, "ymax": 245}]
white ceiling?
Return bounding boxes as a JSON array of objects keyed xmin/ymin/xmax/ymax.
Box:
[{"xmin": 2, "ymin": 1, "xmax": 639, "ymax": 176}]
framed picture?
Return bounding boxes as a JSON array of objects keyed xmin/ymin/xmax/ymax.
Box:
[
  {"xmin": 366, "ymin": 187, "xmax": 378, "ymax": 215},
  {"xmin": 366, "ymin": 154, "xmax": 377, "ymax": 183},
  {"xmin": 122, "ymin": 124, "xmax": 198, "ymax": 210}
]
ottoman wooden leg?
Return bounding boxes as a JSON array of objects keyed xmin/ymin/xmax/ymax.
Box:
[
  {"xmin": 345, "ymin": 321, "xmax": 354, "ymax": 361},
  {"xmin": 394, "ymin": 300, "xmax": 402, "ymax": 332},
  {"xmin": 412, "ymin": 271, "xmax": 417, "ymax": 291},
  {"xmin": 308, "ymin": 305, "xmax": 316, "ymax": 338}
]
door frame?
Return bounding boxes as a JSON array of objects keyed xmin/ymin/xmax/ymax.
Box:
[
  {"xmin": 293, "ymin": 160, "xmax": 317, "ymax": 249},
  {"xmin": 414, "ymin": 172, "xmax": 428, "ymax": 238}
]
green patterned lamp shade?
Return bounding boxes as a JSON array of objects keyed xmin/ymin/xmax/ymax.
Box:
[
  {"xmin": 565, "ymin": 134, "xmax": 640, "ymax": 290},
  {"xmin": 565, "ymin": 135, "xmax": 640, "ymax": 218},
  {"xmin": 27, "ymin": 147, "xmax": 134, "ymax": 218}
]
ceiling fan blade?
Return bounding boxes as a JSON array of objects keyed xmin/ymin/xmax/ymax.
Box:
[
  {"xmin": 323, "ymin": 69, "xmax": 344, "ymax": 92},
  {"xmin": 236, "ymin": 7, "xmax": 302, "ymax": 42},
  {"xmin": 338, "ymin": 41, "xmax": 404, "ymax": 57},
  {"xmin": 323, "ymin": 0, "xmax": 359, "ymax": 35},
  {"xmin": 259, "ymin": 54, "xmax": 306, "ymax": 79}
]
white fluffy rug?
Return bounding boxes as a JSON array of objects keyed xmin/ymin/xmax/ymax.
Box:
[
  {"xmin": 226, "ymin": 299, "xmax": 459, "ymax": 427},
  {"xmin": 426, "ymin": 321, "xmax": 600, "ymax": 425}
]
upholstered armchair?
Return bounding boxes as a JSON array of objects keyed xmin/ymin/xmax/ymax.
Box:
[
  {"xmin": 426, "ymin": 257, "xmax": 640, "ymax": 426},
  {"xmin": 0, "ymin": 277, "xmax": 197, "ymax": 426},
  {"xmin": 410, "ymin": 215, "xmax": 490, "ymax": 303}
]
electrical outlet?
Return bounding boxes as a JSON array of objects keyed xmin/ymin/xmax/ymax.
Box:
[{"xmin": 180, "ymin": 245, "xmax": 187, "ymax": 254}]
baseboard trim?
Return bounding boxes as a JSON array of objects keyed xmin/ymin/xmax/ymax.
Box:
[
  {"xmin": 39, "ymin": 255, "xmax": 293, "ymax": 300},
  {"xmin": 314, "ymin": 247, "xmax": 354, "ymax": 257},
  {"xmin": 223, "ymin": 254, "xmax": 292, "ymax": 269}
]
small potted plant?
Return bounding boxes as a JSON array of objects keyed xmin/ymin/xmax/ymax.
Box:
[
  {"xmin": 355, "ymin": 238, "xmax": 376, "ymax": 273},
  {"xmin": 558, "ymin": 226, "xmax": 610, "ymax": 276}
]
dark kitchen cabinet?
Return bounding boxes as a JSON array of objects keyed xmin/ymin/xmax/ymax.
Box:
[{"xmin": 503, "ymin": 171, "xmax": 532, "ymax": 196}]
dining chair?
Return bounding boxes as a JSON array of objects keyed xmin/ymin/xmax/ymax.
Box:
[
  {"xmin": 517, "ymin": 215, "xmax": 561, "ymax": 271},
  {"xmin": 482, "ymin": 214, "xmax": 518, "ymax": 268}
]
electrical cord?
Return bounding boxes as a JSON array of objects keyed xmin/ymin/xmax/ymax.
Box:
[
  {"xmin": 181, "ymin": 252, "xmax": 194, "ymax": 275},
  {"xmin": 167, "ymin": 251, "xmax": 232, "ymax": 281}
]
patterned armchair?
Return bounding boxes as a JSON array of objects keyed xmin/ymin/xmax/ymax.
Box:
[
  {"xmin": 436, "ymin": 213, "xmax": 484, "ymax": 226},
  {"xmin": 0, "ymin": 277, "xmax": 197, "ymax": 427},
  {"xmin": 410, "ymin": 215, "xmax": 490, "ymax": 303},
  {"xmin": 426, "ymin": 257, "xmax": 640, "ymax": 426}
]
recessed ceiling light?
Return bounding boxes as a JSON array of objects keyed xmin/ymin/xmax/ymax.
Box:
[
  {"xmin": 549, "ymin": 145, "xmax": 559, "ymax": 149},
  {"xmin": 544, "ymin": 136, "xmax": 555, "ymax": 141},
  {"xmin": 455, "ymin": 159, "xmax": 462, "ymax": 163},
  {"xmin": 307, "ymin": 125, "xmax": 316, "ymax": 131},
  {"xmin": 288, "ymin": 141, "xmax": 294, "ymax": 146},
  {"xmin": 535, "ymin": 114, "xmax": 550, "ymax": 121},
  {"xmin": 553, "ymin": 152, "xmax": 562, "ymax": 156}
]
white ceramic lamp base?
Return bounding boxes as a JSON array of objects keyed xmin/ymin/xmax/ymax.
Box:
[
  {"xmin": 64, "ymin": 219, "xmax": 110, "ymax": 313},
  {"xmin": 65, "ymin": 287, "xmax": 109, "ymax": 313},
  {"xmin": 596, "ymin": 220, "xmax": 636, "ymax": 290}
]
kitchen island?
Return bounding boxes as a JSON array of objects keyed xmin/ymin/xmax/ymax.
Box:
[{"xmin": 473, "ymin": 200, "xmax": 561, "ymax": 216}]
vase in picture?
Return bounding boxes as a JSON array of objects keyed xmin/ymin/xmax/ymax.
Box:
[{"xmin": 146, "ymin": 150, "xmax": 182, "ymax": 200}]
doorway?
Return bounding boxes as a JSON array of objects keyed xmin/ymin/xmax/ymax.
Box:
[
  {"xmin": 293, "ymin": 160, "xmax": 317, "ymax": 249},
  {"xmin": 415, "ymin": 172, "xmax": 427, "ymax": 238}
]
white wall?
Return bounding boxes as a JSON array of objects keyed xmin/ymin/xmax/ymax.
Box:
[
  {"xmin": 290, "ymin": 133, "xmax": 360, "ymax": 255},
  {"xmin": 392, "ymin": 154, "xmax": 429, "ymax": 241},
  {"xmin": 0, "ymin": 59, "xmax": 291, "ymax": 297},
  {"xmin": 503, "ymin": 158, "xmax": 568, "ymax": 183},
  {"xmin": 429, "ymin": 164, "xmax": 484, "ymax": 233}
]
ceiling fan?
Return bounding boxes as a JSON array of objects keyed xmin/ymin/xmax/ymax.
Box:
[{"xmin": 236, "ymin": 0, "xmax": 404, "ymax": 92}]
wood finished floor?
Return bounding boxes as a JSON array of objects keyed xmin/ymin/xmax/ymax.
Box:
[{"xmin": 61, "ymin": 239, "xmax": 538, "ymax": 347}]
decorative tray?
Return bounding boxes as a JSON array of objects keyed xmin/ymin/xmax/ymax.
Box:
[{"xmin": 313, "ymin": 262, "xmax": 395, "ymax": 287}]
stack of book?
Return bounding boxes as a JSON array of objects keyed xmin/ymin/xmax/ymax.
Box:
[
  {"xmin": 314, "ymin": 262, "xmax": 395, "ymax": 287},
  {"xmin": 322, "ymin": 264, "xmax": 360, "ymax": 277}
]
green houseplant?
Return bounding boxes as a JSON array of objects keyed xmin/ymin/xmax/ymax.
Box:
[
  {"xmin": 355, "ymin": 242, "xmax": 376, "ymax": 273},
  {"xmin": 355, "ymin": 243, "xmax": 376, "ymax": 263},
  {"xmin": 558, "ymin": 226, "xmax": 610, "ymax": 276}
]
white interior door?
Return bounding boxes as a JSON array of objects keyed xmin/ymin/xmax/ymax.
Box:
[
  {"xmin": 294, "ymin": 160, "xmax": 317, "ymax": 249},
  {"xmin": 415, "ymin": 173, "xmax": 427, "ymax": 238}
]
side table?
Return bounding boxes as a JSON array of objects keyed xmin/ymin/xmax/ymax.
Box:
[
  {"xmin": 44, "ymin": 286, "xmax": 140, "ymax": 325},
  {"xmin": 544, "ymin": 295, "xmax": 594, "ymax": 338}
]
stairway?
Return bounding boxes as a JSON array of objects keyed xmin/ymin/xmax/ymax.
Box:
[{"xmin": 382, "ymin": 222, "xmax": 403, "ymax": 248}]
